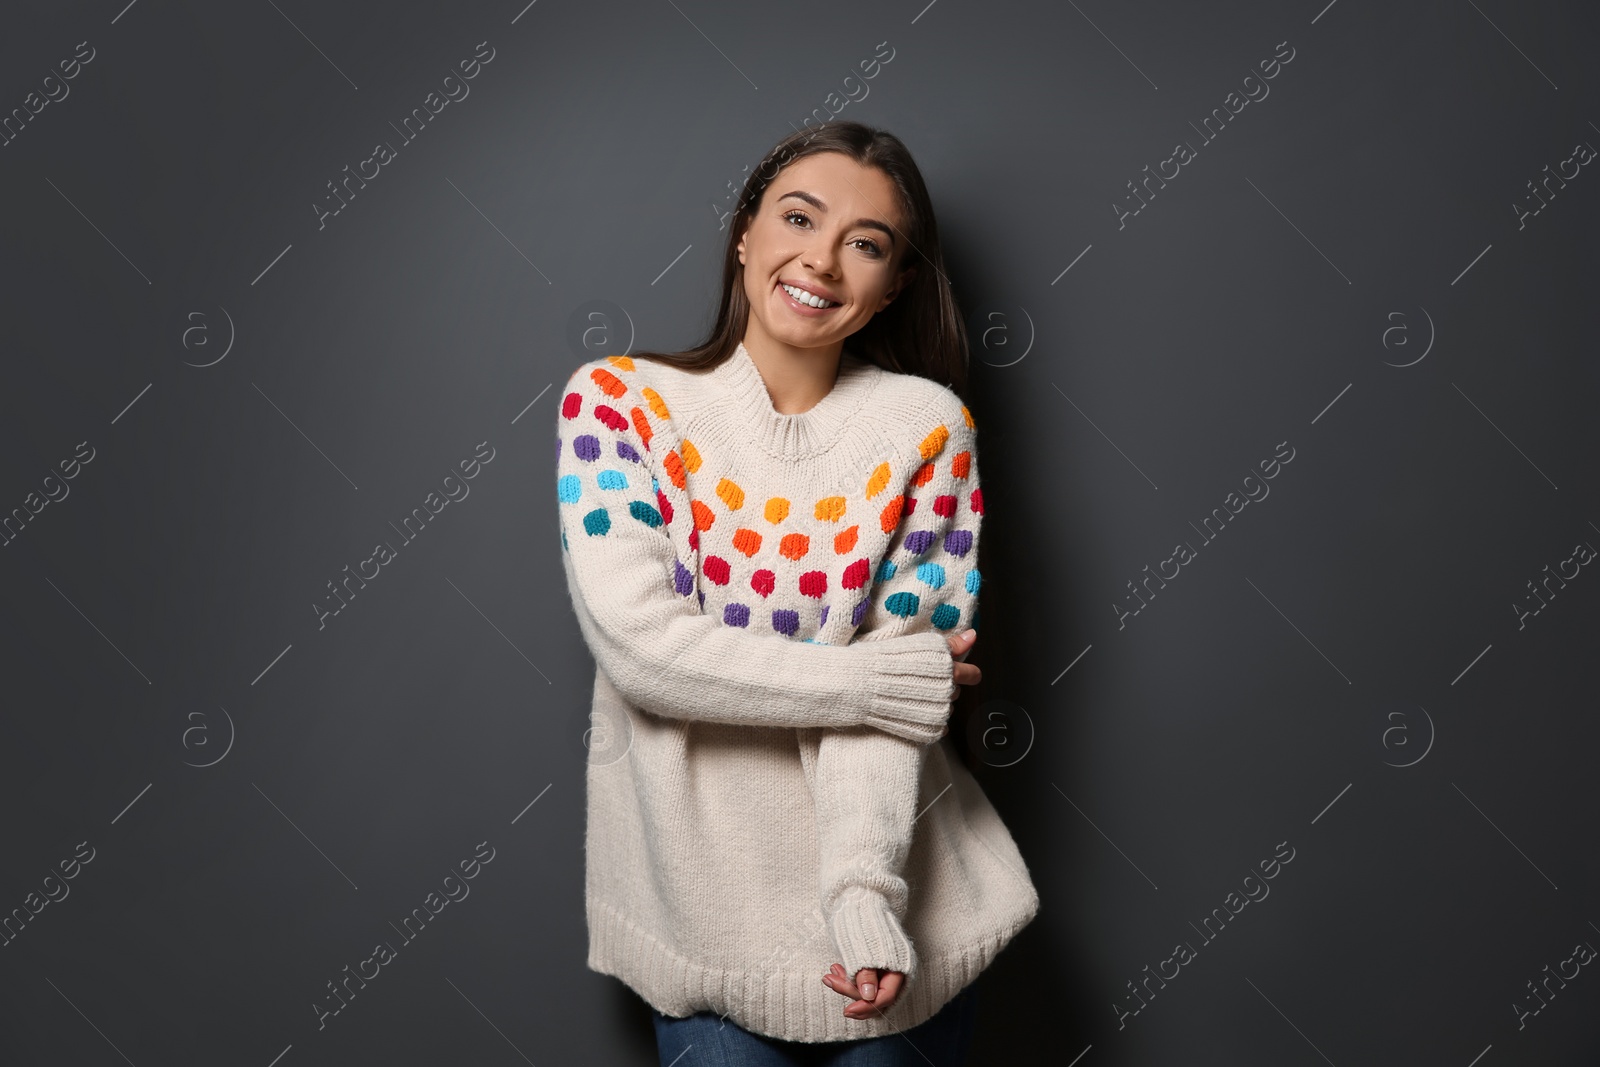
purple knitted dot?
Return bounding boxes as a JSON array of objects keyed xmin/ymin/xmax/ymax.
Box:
[
  {"xmin": 724, "ymin": 603, "xmax": 750, "ymax": 627},
  {"xmin": 771, "ymin": 609, "xmax": 799, "ymax": 636},
  {"xmin": 697, "ymin": 590, "xmax": 705, "ymax": 608},
  {"xmin": 851, "ymin": 599, "xmax": 870, "ymax": 627},
  {"xmin": 943, "ymin": 529, "xmax": 974, "ymax": 558},
  {"xmin": 904, "ymin": 530, "xmax": 936, "ymax": 556},
  {"xmin": 616, "ymin": 440, "xmax": 642, "ymax": 464},
  {"xmin": 574, "ymin": 434, "xmax": 602, "ymax": 462},
  {"xmin": 673, "ymin": 559, "xmax": 695, "ymax": 596},
  {"xmin": 819, "ymin": 604, "xmax": 830, "ymax": 627}
]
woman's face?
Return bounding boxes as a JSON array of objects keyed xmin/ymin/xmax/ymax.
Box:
[{"xmin": 737, "ymin": 151, "xmax": 916, "ymax": 355}]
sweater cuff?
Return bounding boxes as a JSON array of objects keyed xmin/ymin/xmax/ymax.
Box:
[
  {"xmin": 827, "ymin": 888, "xmax": 918, "ymax": 982},
  {"xmin": 864, "ymin": 632, "xmax": 956, "ymax": 744}
]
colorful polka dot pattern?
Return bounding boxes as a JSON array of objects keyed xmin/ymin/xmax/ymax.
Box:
[{"xmin": 556, "ymin": 355, "xmax": 983, "ymax": 646}]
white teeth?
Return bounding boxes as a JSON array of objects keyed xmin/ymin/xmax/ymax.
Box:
[{"xmin": 781, "ymin": 283, "xmax": 836, "ymax": 308}]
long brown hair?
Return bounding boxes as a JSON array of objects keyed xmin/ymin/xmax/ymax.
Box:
[{"xmin": 630, "ymin": 121, "xmax": 973, "ymax": 396}]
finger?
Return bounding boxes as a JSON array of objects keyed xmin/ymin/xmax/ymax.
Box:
[
  {"xmin": 869, "ymin": 972, "xmax": 902, "ymax": 1013},
  {"xmin": 854, "ymin": 967, "xmax": 878, "ymax": 1001},
  {"xmin": 953, "ymin": 662, "xmax": 982, "ymax": 686},
  {"xmin": 823, "ymin": 970, "xmax": 861, "ymax": 1000},
  {"xmin": 844, "ymin": 971, "xmax": 904, "ymax": 1019}
]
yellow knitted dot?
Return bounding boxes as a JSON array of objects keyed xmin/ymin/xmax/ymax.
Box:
[
  {"xmin": 918, "ymin": 425, "xmax": 950, "ymax": 461},
  {"xmin": 605, "ymin": 355, "xmax": 635, "ymax": 372},
  {"xmin": 960, "ymin": 404, "xmax": 975, "ymax": 430},
  {"xmin": 681, "ymin": 439, "xmax": 702, "ymax": 473},
  {"xmin": 814, "ymin": 496, "xmax": 847, "ymax": 522},
  {"xmin": 865, "ymin": 462, "xmax": 891, "ymax": 499},
  {"xmin": 765, "ymin": 498, "xmax": 790, "ymax": 523},
  {"xmin": 716, "ymin": 478, "xmax": 745, "ymax": 510},
  {"xmin": 643, "ymin": 386, "xmax": 671, "ymax": 421}
]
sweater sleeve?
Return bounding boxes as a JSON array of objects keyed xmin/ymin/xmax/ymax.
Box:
[
  {"xmin": 815, "ymin": 398, "xmax": 985, "ymax": 980},
  {"xmin": 555, "ymin": 358, "xmax": 958, "ymax": 739},
  {"xmin": 856, "ymin": 408, "xmax": 984, "ymax": 644}
]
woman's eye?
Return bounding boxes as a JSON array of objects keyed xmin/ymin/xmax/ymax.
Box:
[
  {"xmin": 853, "ymin": 238, "xmax": 883, "ymax": 257},
  {"xmin": 783, "ymin": 210, "xmax": 810, "ymax": 227}
]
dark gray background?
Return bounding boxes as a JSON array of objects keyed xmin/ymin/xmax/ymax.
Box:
[{"xmin": 2, "ymin": 0, "xmax": 1597, "ymax": 1063}]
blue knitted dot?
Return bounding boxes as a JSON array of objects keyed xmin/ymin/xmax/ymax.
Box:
[
  {"xmin": 875, "ymin": 559, "xmax": 897, "ymax": 584},
  {"xmin": 884, "ymin": 591, "xmax": 920, "ymax": 618},
  {"xmin": 931, "ymin": 603, "xmax": 962, "ymax": 631},
  {"xmin": 628, "ymin": 500, "xmax": 663, "ymax": 527},
  {"xmin": 582, "ymin": 508, "xmax": 610, "ymax": 536},
  {"xmin": 597, "ymin": 469, "xmax": 628, "ymax": 490},
  {"xmin": 560, "ymin": 527, "xmax": 568, "ymax": 551},
  {"xmin": 915, "ymin": 562, "xmax": 946, "ymax": 589},
  {"xmin": 965, "ymin": 569, "xmax": 982, "ymax": 595},
  {"xmin": 557, "ymin": 474, "xmax": 582, "ymax": 504}
]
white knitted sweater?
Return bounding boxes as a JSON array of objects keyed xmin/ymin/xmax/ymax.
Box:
[{"xmin": 555, "ymin": 341, "xmax": 1040, "ymax": 1042}]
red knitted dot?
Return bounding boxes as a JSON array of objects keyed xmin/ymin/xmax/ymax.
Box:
[
  {"xmin": 751, "ymin": 569, "xmax": 776, "ymax": 598},
  {"xmin": 842, "ymin": 558, "xmax": 870, "ymax": 590},
  {"xmin": 799, "ymin": 571, "xmax": 827, "ymax": 599},
  {"xmin": 703, "ymin": 556, "xmax": 730, "ymax": 585}
]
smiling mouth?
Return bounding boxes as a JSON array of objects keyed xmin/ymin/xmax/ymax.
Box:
[{"xmin": 779, "ymin": 282, "xmax": 840, "ymax": 309}]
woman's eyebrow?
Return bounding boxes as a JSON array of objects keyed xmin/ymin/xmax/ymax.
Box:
[{"xmin": 776, "ymin": 190, "xmax": 897, "ymax": 244}]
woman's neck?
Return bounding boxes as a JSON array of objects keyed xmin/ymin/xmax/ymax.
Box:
[{"xmin": 739, "ymin": 331, "xmax": 843, "ymax": 416}]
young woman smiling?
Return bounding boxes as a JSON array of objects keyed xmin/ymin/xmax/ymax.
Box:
[{"xmin": 555, "ymin": 121, "xmax": 1039, "ymax": 1066}]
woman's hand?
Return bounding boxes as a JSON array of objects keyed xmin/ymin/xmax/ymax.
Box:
[
  {"xmin": 822, "ymin": 963, "xmax": 906, "ymax": 1019},
  {"xmin": 949, "ymin": 628, "xmax": 980, "ymax": 687}
]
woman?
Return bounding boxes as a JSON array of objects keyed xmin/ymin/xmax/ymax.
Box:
[{"xmin": 555, "ymin": 121, "xmax": 1039, "ymax": 1065}]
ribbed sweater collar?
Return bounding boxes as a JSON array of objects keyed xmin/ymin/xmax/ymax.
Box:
[{"xmin": 703, "ymin": 340, "xmax": 881, "ymax": 461}]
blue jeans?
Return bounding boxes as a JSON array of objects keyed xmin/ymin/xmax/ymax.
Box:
[{"xmin": 651, "ymin": 981, "xmax": 978, "ymax": 1066}]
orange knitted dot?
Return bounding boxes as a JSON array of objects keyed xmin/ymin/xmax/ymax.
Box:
[
  {"xmin": 691, "ymin": 499, "xmax": 716, "ymax": 532},
  {"xmin": 779, "ymin": 533, "xmax": 810, "ymax": 560},
  {"xmin": 681, "ymin": 439, "xmax": 702, "ymax": 473},
  {"xmin": 765, "ymin": 498, "xmax": 790, "ymax": 523},
  {"xmin": 918, "ymin": 425, "xmax": 950, "ymax": 461},
  {"xmin": 642, "ymin": 386, "xmax": 670, "ymax": 421},
  {"xmin": 629, "ymin": 407, "xmax": 653, "ymax": 451},
  {"xmin": 865, "ymin": 462, "xmax": 892, "ymax": 499},
  {"xmin": 732, "ymin": 528, "xmax": 762, "ymax": 557},
  {"xmin": 911, "ymin": 462, "xmax": 935, "ymax": 487},
  {"xmin": 814, "ymin": 496, "xmax": 847, "ymax": 522},
  {"xmin": 833, "ymin": 525, "xmax": 859, "ymax": 554},
  {"xmin": 716, "ymin": 478, "xmax": 745, "ymax": 510},
  {"xmin": 604, "ymin": 355, "xmax": 636, "ymax": 373},
  {"xmin": 960, "ymin": 404, "xmax": 976, "ymax": 430},
  {"xmin": 878, "ymin": 495, "xmax": 904, "ymax": 533},
  {"xmin": 952, "ymin": 450, "xmax": 972, "ymax": 479},
  {"xmin": 661, "ymin": 450, "xmax": 687, "ymax": 490},
  {"xmin": 590, "ymin": 367, "xmax": 627, "ymax": 399}
]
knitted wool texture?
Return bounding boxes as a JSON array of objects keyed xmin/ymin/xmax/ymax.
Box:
[{"xmin": 555, "ymin": 341, "xmax": 1039, "ymax": 1043}]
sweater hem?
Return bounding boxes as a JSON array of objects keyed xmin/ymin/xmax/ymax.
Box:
[{"xmin": 585, "ymin": 893, "xmax": 1038, "ymax": 1044}]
